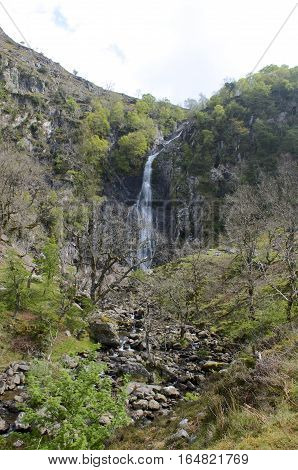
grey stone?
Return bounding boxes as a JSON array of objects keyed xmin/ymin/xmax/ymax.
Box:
[
  {"xmin": 0, "ymin": 418, "xmax": 9, "ymax": 433},
  {"xmin": 163, "ymin": 386, "xmax": 180, "ymax": 398},
  {"xmin": 148, "ymin": 399, "xmax": 160, "ymax": 411},
  {"xmin": 14, "ymin": 412, "xmax": 30, "ymax": 431},
  {"xmin": 89, "ymin": 316, "xmax": 120, "ymax": 348},
  {"xmin": 132, "ymin": 399, "xmax": 148, "ymax": 410},
  {"xmin": 13, "ymin": 440, "xmax": 24, "ymax": 448}
]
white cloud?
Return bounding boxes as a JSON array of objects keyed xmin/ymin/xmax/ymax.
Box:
[{"xmin": 0, "ymin": 0, "xmax": 297, "ymax": 103}]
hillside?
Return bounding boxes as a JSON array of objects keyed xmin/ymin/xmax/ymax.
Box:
[{"xmin": 0, "ymin": 27, "xmax": 297, "ymax": 450}]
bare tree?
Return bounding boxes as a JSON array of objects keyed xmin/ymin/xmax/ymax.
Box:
[
  {"xmin": 258, "ymin": 159, "xmax": 297, "ymax": 320},
  {"xmin": 225, "ymin": 185, "xmax": 264, "ymax": 318},
  {"xmin": 0, "ymin": 149, "xmax": 45, "ymax": 237},
  {"xmin": 77, "ymin": 200, "xmax": 142, "ymax": 304}
]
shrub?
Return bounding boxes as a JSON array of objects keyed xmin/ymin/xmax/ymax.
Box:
[{"xmin": 21, "ymin": 360, "xmax": 129, "ymax": 449}]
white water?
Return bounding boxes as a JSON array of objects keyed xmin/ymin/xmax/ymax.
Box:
[{"xmin": 135, "ymin": 127, "xmax": 184, "ymax": 270}]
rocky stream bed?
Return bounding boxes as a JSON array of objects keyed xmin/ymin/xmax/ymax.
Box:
[{"xmin": 0, "ymin": 305, "xmax": 235, "ymax": 440}]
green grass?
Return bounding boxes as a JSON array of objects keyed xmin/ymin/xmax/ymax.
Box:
[{"xmin": 51, "ymin": 334, "xmax": 97, "ymax": 360}]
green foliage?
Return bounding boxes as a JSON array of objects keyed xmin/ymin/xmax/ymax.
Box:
[
  {"xmin": 84, "ymin": 101, "xmax": 110, "ymax": 138},
  {"xmin": 37, "ymin": 237, "xmax": 60, "ymax": 287},
  {"xmin": 65, "ymin": 96, "xmax": 79, "ymax": 113},
  {"xmin": 83, "ymin": 135, "xmax": 109, "ymax": 165},
  {"xmin": 109, "ymin": 99, "xmax": 125, "ymax": 128},
  {"xmin": 21, "ymin": 360, "xmax": 129, "ymax": 449},
  {"xmin": 185, "ymin": 65, "xmax": 298, "ymax": 187},
  {"xmin": 0, "ymin": 80, "xmax": 8, "ymax": 100},
  {"xmin": 116, "ymin": 130, "xmax": 149, "ymax": 172},
  {"xmin": 0, "ymin": 250, "xmax": 29, "ymax": 312}
]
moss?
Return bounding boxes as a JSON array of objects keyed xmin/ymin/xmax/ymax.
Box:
[{"xmin": 51, "ymin": 335, "xmax": 97, "ymax": 360}]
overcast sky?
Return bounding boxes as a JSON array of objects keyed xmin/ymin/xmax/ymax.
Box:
[{"xmin": 1, "ymin": 0, "xmax": 297, "ymax": 104}]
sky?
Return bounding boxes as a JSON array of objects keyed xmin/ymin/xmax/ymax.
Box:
[{"xmin": 0, "ymin": 0, "xmax": 297, "ymax": 105}]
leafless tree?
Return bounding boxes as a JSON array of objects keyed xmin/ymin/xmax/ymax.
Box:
[
  {"xmin": 77, "ymin": 200, "xmax": 144, "ymax": 304},
  {"xmin": 0, "ymin": 149, "xmax": 45, "ymax": 238},
  {"xmin": 225, "ymin": 185, "xmax": 264, "ymax": 318},
  {"xmin": 258, "ymin": 159, "xmax": 297, "ymax": 320}
]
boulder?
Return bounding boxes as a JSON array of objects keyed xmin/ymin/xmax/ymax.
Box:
[
  {"xmin": 13, "ymin": 440, "xmax": 24, "ymax": 448},
  {"xmin": 132, "ymin": 399, "xmax": 148, "ymax": 410},
  {"xmin": 62, "ymin": 355, "xmax": 79, "ymax": 369},
  {"xmin": 98, "ymin": 413, "xmax": 113, "ymax": 426},
  {"xmin": 89, "ymin": 316, "xmax": 120, "ymax": 348},
  {"xmin": 201, "ymin": 361, "xmax": 228, "ymax": 371},
  {"xmin": 0, "ymin": 418, "xmax": 9, "ymax": 433},
  {"xmin": 162, "ymin": 386, "xmax": 180, "ymax": 398},
  {"xmin": 166, "ymin": 428, "xmax": 190, "ymax": 444},
  {"xmin": 14, "ymin": 412, "xmax": 30, "ymax": 431},
  {"xmin": 148, "ymin": 399, "xmax": 160, "ymax": 411},
  {"xmin": 132, "ymin": 409, "xmax": 144, "ymax": 419},
  {"xmin": 117, "ymin": 363, "xmax": 151, "ymax": 381}
]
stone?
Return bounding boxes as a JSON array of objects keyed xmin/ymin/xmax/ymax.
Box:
[
  {"xmin": 89, "ymin": 315, "xmax": 120, "ymax": 348},
  {"xmin": 163, "ymin": 386, "xmax": 180, "ymax": 398},
  {"xmin": 118, "ymin": 363, "xmax": 151, "ymax": 381},
  {"xmin": 132, "ymin": 399, "xmax": 148, "ymax": 410},
  {"xmin": 0, "ymin": 418, "xmax": 9, "ymax": 433},
  {"xmin": 166, "ymin": 428, "xmax": 190, "ymax": 444},
  {"xmin": 98, "ymin": 413, "xmax": 113, "ymax": 426},
  {"xmin": 186, "ymin": 381, "xmax": 196, "ymax": 390},
  {"xmin": 179, "ymin": 418, "xmax": 189, "ymax": 428},
  {"xmin": 62, "ymin": 354, "xmax": 79, "ymax": 369},
  {"xmin": 201, "ymin": 361, "xmax": 228, "ymax": 371},
  {"xmin": 148, "ymin": 399, "xmax": 160, "ymax": 411},
  {"xmin": 155, "ymin": 393, "xmax": 167, "ymax": 402},
  {"xmin": 14, "ymin": 412, "xmax": 30, "ymax": 431},
  {"xmin": 13, "ymin": 374, "xmax": 21, "ymax": 385},
  {"xmin": 13, "ymin": 395, "xmax": 24, "ymax": 403},
  {"xmin": 16, "ymin": 363, "xmax": 30, "ymax": 372},
  {"xmin": 0, "ymin": 380, "xmax": 6, "ymax": 395},
  {"xmin": 197, "ymin": 330, "xmax": 210, "ymax": 338},
  {"xmin": 13, "ymin": 440, "xmax": 24, "ymax": 448},
  {"xmin": 0, "ymin": 234, "xmax": 9, "ymax": 242},
  {"xmin": 133, "ymin": 409, "xmax": 144, "ymax": 419}
]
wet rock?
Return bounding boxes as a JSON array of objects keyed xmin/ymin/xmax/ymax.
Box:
[{"xmin": 89, "ymin": 315, "xmax": 120, "ymax": 348}]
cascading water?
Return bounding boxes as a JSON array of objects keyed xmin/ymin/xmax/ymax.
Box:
[{"xmin": 134, "ymin": 126, "xmax": 185, "ymax": 270}]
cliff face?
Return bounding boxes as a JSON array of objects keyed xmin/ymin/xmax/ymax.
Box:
[
  {"xmin": 0, "ymin": 27, "xmax": 136, "ymax": 186},
  {"xmin": 1, "ymin": 27, "xmax": 297, "ymax": 252}
]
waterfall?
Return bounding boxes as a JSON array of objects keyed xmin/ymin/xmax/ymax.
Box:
[{"xmin": 134, "ymin": 126, "xmax": 185, "ymax": 270}]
